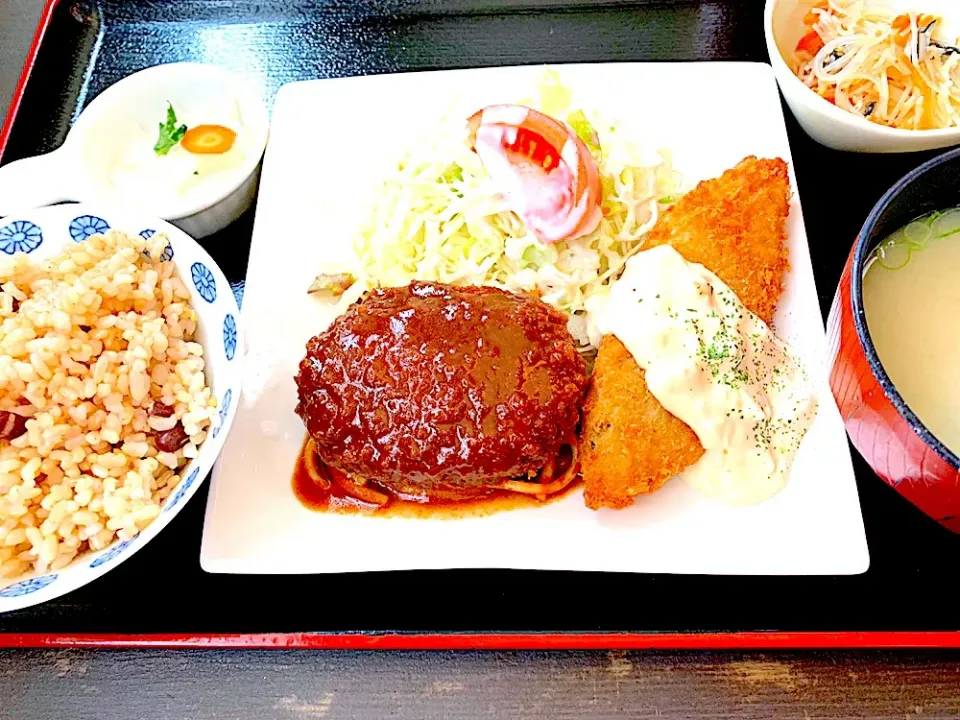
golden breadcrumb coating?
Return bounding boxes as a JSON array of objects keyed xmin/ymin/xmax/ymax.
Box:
[{"xmin": 581, "ymin": 156, "xmax": 792, "ymax": 510}]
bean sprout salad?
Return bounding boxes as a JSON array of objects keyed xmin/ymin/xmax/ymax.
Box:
[
  {"xmin": 792, "ymin": 1, "xmax": 960, "ymax": 130},
  {"xmin": 310, "ymin": 69, "xmax": 682, "ymax": 352}
]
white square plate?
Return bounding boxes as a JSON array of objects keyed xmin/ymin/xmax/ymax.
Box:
[{"xmin": 201, "ymin": 62, "xmax": 869, "ymax": 575}]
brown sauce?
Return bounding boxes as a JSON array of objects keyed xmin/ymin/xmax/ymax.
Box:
[{"xmin": 291, "ymin": 436, "xmax": 582, "ymax": 519}]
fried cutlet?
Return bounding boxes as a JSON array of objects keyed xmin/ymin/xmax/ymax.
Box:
[
  {"xmin": 644, "ymin": 156, "xmax": 791, "ymax": 327},
  {"xmin": 581, "ymin": 156, "xmax": 792, "ymax": 511},
  {"xmin": 582, "ymin": 334, "xmax": 705, "ymax": 509}
]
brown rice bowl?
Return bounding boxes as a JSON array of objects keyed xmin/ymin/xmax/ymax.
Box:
[{"xmin": 0, "ymin": 205, "xmax": 242, "ymax": 611}]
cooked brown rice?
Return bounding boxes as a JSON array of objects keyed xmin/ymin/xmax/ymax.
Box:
[{"xmin": 0, "ymin": 229, "xmax": 216, "ymax": 581}]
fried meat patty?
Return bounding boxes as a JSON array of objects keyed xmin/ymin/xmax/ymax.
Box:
[{"xmin": 295, "ymin": 282, "xmax": 588, "ymax": 494}]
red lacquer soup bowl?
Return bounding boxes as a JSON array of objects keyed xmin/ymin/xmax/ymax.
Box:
[{"xmin": 828, "ymin": 147, "xmax": 960, "ymax": 533}]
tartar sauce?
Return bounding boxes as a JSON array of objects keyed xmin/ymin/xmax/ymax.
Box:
[{"xmin": 599, "ymin": 245, "xmax": 818, "ymax": 505}]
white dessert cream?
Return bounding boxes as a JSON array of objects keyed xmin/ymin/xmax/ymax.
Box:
[
  {"xmin": 106, "ymin": 99, "xmax": 247, "ymax": 207},
  {"xmin": 599, "ymin": 245, "xmax": 818, "ymax": 505}
]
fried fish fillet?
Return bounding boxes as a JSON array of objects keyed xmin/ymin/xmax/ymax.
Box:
[
  {"xmin": 643, "ymin": 156, "xmax": 791, "ymax": 327},
  {"xmin": 581, "ymin": 156, "xmax": 792, "ymax": 510}
]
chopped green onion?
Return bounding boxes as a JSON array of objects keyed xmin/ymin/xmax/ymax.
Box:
[{"xmin": 875, "ymin": 239, "xmax": 912, "ymax": 270}]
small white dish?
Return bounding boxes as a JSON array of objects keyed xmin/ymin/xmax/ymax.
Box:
[
  {"xmin": 201, "ymin": 62, "xmax": 869, "ymax": 577},
  {"xmin": 0, "ymin": 63, "xmax": 269, "ymax": 237},
  {"xmin": 766, "ymin": 0, "xmax": 960, "ymax": 152},
  {"xmin": 0, "ymin": 203, "xmax": 243, "ymax": 612}
]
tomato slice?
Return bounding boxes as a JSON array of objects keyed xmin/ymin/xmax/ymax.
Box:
[
  {"xmin": 467, "ymin": 105, "xmax": 602, "ymax": 244},
  {"xmin": 181, "ymin": 124, "xmax": 237, "ymax": 155}
]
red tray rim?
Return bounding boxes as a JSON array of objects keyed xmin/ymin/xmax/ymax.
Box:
[
  {"xmin": 2, "ymin": 0, "xmax": 959, "ymax": 653},
  {"xmin": 0, "ymin": 0, "xmax": 59, "ymax": 161}
]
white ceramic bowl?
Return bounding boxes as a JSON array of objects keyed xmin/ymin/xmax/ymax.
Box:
[
  {"xmin": 0, "ymin": 203, "xmax": 243, "ymax": 612},
  {"xmin": 765, "ymin": 0, "xmax": 960, "ymax": 152},
  {"xmin": 0, "ymin": 63, "xmax": 269, "ymax": 237}
]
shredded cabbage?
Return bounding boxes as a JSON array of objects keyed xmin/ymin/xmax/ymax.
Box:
[{"xmin": 345, "ymin": 68, "xmax": 682, "ymax": 350}]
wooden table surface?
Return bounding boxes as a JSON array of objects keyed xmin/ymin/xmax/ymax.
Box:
[
  {"xmin": 1, "ymin": 647, "xmax": 960, "ymax": 718},
  {"xmin": 2, "ymin": 1, "xmax": 960, "ymax": 717}
]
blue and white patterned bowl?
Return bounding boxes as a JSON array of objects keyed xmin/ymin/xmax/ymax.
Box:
[{"xmin": 0, "ymin": 204, "xmax": 243, "ymax": 612}]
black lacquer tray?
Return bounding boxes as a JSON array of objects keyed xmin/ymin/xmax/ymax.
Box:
[{"xmin": 1, "ymin": 0, "xmax": 959, "ymax": 648}]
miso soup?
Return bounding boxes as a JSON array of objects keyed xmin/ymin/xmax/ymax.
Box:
[{"xmin": 862, "ymin": 208, "xmax": 960, "ymax": 456}]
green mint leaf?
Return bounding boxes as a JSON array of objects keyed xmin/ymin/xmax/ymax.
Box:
[{"xmin": 154, "ymin": 103, "xmax": 188, "ymax": 156}]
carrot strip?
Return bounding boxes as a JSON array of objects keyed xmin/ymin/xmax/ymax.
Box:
[
  {"xmin": 181, "ymin": 124, "xmax": 237, "ymax": 155},
  {"xmin": 796, "ymin": 31, "xmax": 825, "ymax": 55}
]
